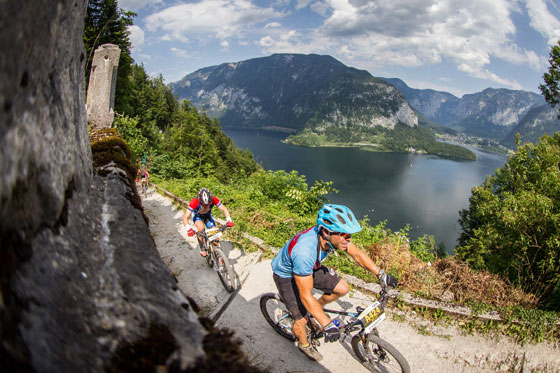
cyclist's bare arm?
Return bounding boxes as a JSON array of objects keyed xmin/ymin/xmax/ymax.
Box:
[
  {"xmin": 294, "ymin": 274, "xmax": 331, "ymax": 326},
  {"xmin": 182, "ymin": 209, "xmax": 192, "ymax": 227},
  {"xmin": 217, "ymin": 203, "xmax": 231, "ymax": 220},
  {"xmin": 345, "ymin": 242, "xmax": 381, "ymax": 276}
]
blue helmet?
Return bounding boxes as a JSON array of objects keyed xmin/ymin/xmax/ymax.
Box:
[{"xmin": 316, "ymin": 204, "xmax": 362, "ymax": 234}]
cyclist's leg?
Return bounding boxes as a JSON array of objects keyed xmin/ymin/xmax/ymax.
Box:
[
  {"xmin": 273, "ymin": 274, "xmax": 309, "ymax": 345},
  {"xmin": 204, "ymin": 215, "xmax": 216, "ymax": 229},
  {"xmin": 192, "ymin": 216, "xmax": 206, "ymax": 255},
  {"xmin": 313, "ymin": 266, "xmax": 349, "ymax": 307}
]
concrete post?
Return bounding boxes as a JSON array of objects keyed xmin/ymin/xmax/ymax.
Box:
[{"xmin": 86, "ymin": 43, "xmax": 121, "ymax": 129}]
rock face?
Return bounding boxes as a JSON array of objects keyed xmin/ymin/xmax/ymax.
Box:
[
  {"xmin": 501, "ymin": 103, "xmax": 560, "ymax": 148},
  {"xmin": 383, "ymin": 78, "xmax": 546, "ymax": 141},
  {"xmin": 0, "ymin": 0, "xmax": 92, "ymax": 233},
  {"xmin": 170, "ymin": 53, "xmax": 418, "ymax": 131},
  {"xmin": 0, "ymin": 0, "xmax": 207, "ymax": 371}
]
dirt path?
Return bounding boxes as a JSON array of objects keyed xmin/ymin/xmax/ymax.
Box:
[{"xmin": 142, "ymin": 187, "xmax": 560, "ymax": 372}]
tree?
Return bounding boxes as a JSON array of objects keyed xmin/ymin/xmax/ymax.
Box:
[
  {"xmin": 539, "ymin": 40, "xmax": 560, "ymax": 117},
  {"xmin": 456, "ymin": 134, "xmax": 560, "ymax": 310},
  {"xmin": 84, "ymin": 0, "xmax": 135, "ymax": 114}
]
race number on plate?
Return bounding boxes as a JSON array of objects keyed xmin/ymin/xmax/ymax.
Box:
[{"xmin": 358, "ymin": 300, "xmax": 386, "ymax": 334}]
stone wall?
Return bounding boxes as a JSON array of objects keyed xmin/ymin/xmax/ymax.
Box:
[{"xmin": 0, "ymin": 1, "xmax": 210, "ymax": 371}]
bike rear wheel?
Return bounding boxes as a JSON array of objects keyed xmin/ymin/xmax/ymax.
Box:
[
  {"xmin": 214, "ymin": 247, "xmax": 235, "ymax": 293},
  {"xmin": 259, "ymin": 293, "xmax": 297, "ymax": 341},
  {"xmin": 351, "ymin": 333, "xmax": 410, "ymax": 373}
]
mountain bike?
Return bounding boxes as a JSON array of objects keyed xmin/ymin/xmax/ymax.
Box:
[
  {"xmin": 260, "ymin": 282, "xmax": 410, "ymax": 372},
  {"xmin": 196, "ymin": 225, "xmax": 235, "ymax": 293}
]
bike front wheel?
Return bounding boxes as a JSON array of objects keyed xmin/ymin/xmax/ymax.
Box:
[
  {"xmin": 351, "ymin": 333, "xmax": 410, "ymax": 373},
  {"xmin": 214, "ymin": 248, "xmax": 235, "ymax": 293},
  {"xmin": 259, "ymin": 293, "xmax": 297, "ymax": 341},
  {"xmin": 205, "ymin": 244, "xmax": 214, "ymax": 267}
]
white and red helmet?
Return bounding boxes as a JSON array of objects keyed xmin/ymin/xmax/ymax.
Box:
[{"xmin": 198, "ymin": 187, "xmax": 213, "ymax": 204}]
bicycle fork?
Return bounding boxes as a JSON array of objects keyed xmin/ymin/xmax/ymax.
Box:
[{"xmin": 361, "ymin": 332, "xmax": 389, "ymax": 364}]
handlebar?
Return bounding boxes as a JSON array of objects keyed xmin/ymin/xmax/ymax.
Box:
[
  {"xmin": 355, "ymin": 284, "xmax": 394, "ymax": 314},
  {"xmin": 195, "ymin": 224, "xmax": 230, "ymax": 238}
]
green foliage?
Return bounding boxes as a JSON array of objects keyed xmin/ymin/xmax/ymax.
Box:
[
  {"xmin": 456, "ymin": 133, "xmax": 560, "ymax": 310},
  {"xmin": 286, "ymin": 124, "xmax": 476, "ymax": 160},
  {"xmin": 409, "ymin": 233, "xmax": 439, "ymax": 263},
  {"xmin": 113, "ymin": 114, "xmax": 155, "ymax": 161},
  {"xmin": 248, "ymin": 170, "xmax": 337, "ymax": 215},
  {"xmin": 539, "ymin": 40, "xmax": 560, "ymax": 117},
  {"xmin": 457, "ymin": 305, "xmax": 559, "ymax": 344},
  {"xmin": 161, "ymin": 101, "xmax": 258, "ymax": 182}
]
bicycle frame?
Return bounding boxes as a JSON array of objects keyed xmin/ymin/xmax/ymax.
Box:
[
  {"xmin": 197, "ymin": 226, "xmax": 226, "ymax": 252},
  {"xmin": 260, "ymin": 285, "xmax": 410, "ymax": 372},
  {"xmin": 310, "ymin": 288, "xmax": 391, "ymax": 342},
  {"xmin": 195, "ymin": 225, "xmax": 235, "ymax": 293}
]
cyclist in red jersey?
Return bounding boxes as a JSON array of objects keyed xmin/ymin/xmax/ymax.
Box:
[{"xmin": 182, "ymin": 187, "xmax": 234, "ymax": 256}]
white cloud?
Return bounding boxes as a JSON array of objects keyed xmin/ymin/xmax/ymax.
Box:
[
  {"xmin": 457, "ymin": 63, "xmax": 523, "ymax": 89},
  {"xmin": 128, "ymin": 25, "xmax": 145, "ymax": 49},
  {"xmin": 296, "ymin": 0, "xmax": 313, "ymax": 10},
  {"xmin": 310, "ymin": 1, "xmax": 329, "ymax": 16},
  {"xmin": 159, "ymin": 32, "xmax": 189, "ymax": 43},
  {"xmin": 221, "ymin": 40, "xmax": 230, "ymax": 50},
  {"xmin": 145, "ymin": 0, "xmax": 285, "ymax": 40},
  {"xmin": 525, "ymin": 0, "xmax": 560, "ymax": 45},
  {"xmin": 304, "ymin": 0, "xmax": 536, "ymax": 89},
  {"xmin": 265, "ymin": 22, "xmax": 282, "ymax": 28},
  {"xmin": 171, "ymin": 47, "xmax": 189, "ymax": 58}
]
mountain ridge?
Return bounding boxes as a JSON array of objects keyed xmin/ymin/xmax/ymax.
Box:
[
  {"xmin": 170, "ymin": 53, "xmax": 558, "ymax": 152},
  {"xmin": 170, "ymin": 53, "xmax": 417, "ymax": 131},
  {"xmin": 382, "ymin": 78, "xmax": 557, "ymax": 144}
]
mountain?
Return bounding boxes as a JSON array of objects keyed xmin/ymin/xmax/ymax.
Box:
[
  {"xmin": 500, "ymin": 103, "xmax": 560, "ymax": 148},
  {"xmin": 170, "ymin": 54, "xmax": 417, "ymax": 132},
  {"xmin": 382, "ymin": 78, "xmax": 459, "ymax": 124},
  {"xmin": 451, "ymin": 88, "xmax": 545, "ymax": 139},
  {"xmin": 383, "ymin": 78, "xmax": 545, "ymax": 141}
]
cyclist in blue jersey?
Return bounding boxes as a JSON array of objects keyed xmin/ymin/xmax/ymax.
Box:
[{"xmin": 271, "ymin": 204, "xmax": 397, "ymax": 361}]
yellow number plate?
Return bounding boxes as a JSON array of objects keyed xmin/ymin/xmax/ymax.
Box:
[{"xmin": 358, "ymin": 302, "xmax": 386, "ymax": 333}]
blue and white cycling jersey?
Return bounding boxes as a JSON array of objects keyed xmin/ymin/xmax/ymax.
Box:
[{"xmin": 271, "ymin": 225, "xmax": 332, "ymax": 278}]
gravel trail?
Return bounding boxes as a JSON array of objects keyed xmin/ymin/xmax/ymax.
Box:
[{"xmin": 142, "ymin": 187, "xmax": 560, "ymax": 372}]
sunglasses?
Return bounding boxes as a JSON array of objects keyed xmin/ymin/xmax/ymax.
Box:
[{"xmin": 331, "ymin": 232, "xmax": 352, "ymax": 240}]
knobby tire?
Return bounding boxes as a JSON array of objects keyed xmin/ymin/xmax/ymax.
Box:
[
  {"xmin": 214, "ymin": 247, "xmax": 235, "ymax": 293},
  {"xmin": 259, "ymin": 293, "xmax": 297, "ymax": 341},
  {"xmin": 351, "ymin": 333, "xmax": 410, "ymax": 373}
]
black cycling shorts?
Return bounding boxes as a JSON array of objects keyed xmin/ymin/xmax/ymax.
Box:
[{"xmin": 273, "ymin": 266, "xmax": 341, "ymax": 321}]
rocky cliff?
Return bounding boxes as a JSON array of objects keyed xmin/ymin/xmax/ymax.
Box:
[
  {"xmin": 500, "ymin": 103, "xmax": 560, "ymax": 148},
  {"xmin": 0, "ymin": 1, "xmax": 249, "ymax": 371},
  {"xmin": 383, "ymin": 78, "xmax": 547, "ymax": 142},
  {"xmin": 170, "ymin": 54, "xmax": 418, "ymax": 131}
]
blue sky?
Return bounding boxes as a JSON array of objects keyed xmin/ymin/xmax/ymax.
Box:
[{"xmin": 121, "ymin": 0, "xmax": 560, "ymax": 97}]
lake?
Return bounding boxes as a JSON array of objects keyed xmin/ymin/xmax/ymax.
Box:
[{"xmin": 223, "ymin": 128, "xmax": 508, "ymax": 253}]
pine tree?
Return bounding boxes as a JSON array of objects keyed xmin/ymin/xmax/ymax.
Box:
[{"xmin": 539, "ymin": 40, "xmax": 560, "ymax": 118}]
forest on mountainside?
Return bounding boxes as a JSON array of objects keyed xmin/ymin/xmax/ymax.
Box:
[
  {"xmin": 286, "ymin": 122, "xmax": 476, "ymax": 160},
  {"xmin": 85, "ymin": 0, "xmax": 559, "ymax": 318}
]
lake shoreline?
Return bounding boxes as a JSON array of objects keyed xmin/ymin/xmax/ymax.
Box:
[{"xmin": 223, "ymin": 128, "xmax": 508, "ymax": 253}]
